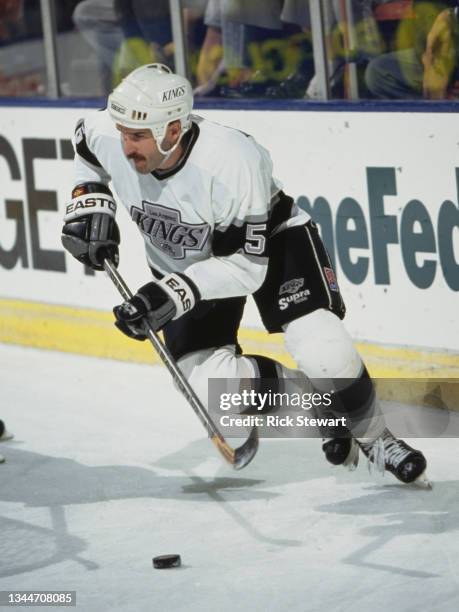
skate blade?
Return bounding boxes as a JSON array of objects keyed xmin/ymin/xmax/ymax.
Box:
[
  {"xmin": 413, "ymin": 471, "xmax": 433, "ymax": 490},
  {"xmin": 343, "ymin": 440, "xmax": 359, "ymax": 471}
]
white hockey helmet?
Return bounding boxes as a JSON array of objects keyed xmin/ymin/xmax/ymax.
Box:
[{"xmin": 108, "ymin": 64, "xmax": 193, "ymax": 147}]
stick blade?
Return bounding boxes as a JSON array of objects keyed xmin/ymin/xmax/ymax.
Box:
[
  {"xmin": 212, "ymin": 426, "xmax": 259, "ymax": 470},
  {"xmin": 233, "ymin": 426, "xmax": 259, "ymax": 470}
]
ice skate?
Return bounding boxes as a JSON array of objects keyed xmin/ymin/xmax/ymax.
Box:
[
  {"xmin": 322, "ymin": 437, "xmax": 359, "ymax": 471},
  {"xmin": 0, "ymin": 420, "xmax": 13, "ymax": 441},
  {"xmin": 358, "ymin": 428, "xmax": 431, "ymax": 488}
]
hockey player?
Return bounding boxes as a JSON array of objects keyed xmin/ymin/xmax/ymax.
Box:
[{"xmin": 62, "ymin": 63, "xmax": 428, "ymax": 485}]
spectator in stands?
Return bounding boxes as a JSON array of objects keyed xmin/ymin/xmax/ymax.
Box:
[
  {"xmin": 0, "ymin": 0, "xmax": 23, "ymax": 39},
  {"xmin": 73, "ymin": 1, "xmax": 171, "ymax": 91},
  {"xmin": 422, "ymin": 3, "xmax": 459, "ymax": 97},
  {"xmin": 365, "ymin": 0, "xmax": 458, "ymax": 98},
  {"xmin": 0, "ymin": 0, "xmax": 38, "ymax": 95},
  {"xmin": 303, "ymin": 0, "xmax": 399, "ymax": 99},
  {"xmin": 194, "ymin": 0, "xmax": 394, "ymax": 99},
  {"xmin": 73, "ymin": 0, "xmax": 123, "ymax": 93},
  {"xmin": 74, "ymin": 1, "xmax": 207, "ymax": 91},
  {"xmin": 0, "ymin": 0, "xmax": 81, "ymax": 96},
  {"xmin": 0, "ymin": 0, "xmax": 45, "ymax": 96},
  {"xmin": 112, "ymin": 0, "xmax": 173, "ymax": 82},
  {"xmin": 195, "ymin": 0, "xmax": 315, "ymax": 97}
]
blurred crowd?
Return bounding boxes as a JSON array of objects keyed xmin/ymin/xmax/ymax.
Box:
[{"xmin": 1, "ymin": 0, "xmax": 458, "ymax": 100}]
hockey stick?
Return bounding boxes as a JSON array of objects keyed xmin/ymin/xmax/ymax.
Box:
[{"xmin": 103, "ymin": 259, "xmax": 258, "ymax": 469}]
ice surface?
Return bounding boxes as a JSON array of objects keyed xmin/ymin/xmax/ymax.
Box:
[{"xmin": 1, "ymin": 344, "xmax": 458, "ymax": 612}]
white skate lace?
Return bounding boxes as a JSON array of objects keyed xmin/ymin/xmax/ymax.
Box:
[
  {"xmin": 362, "ymin": 430, "xmax": 411, "ymax": 474},
  {"xmin": 383, "ymin": 435, "xmax": 411, "ymax": 468}
]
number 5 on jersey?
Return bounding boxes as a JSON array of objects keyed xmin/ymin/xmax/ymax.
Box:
[{"xmin": 245, "ymin": 223, "xmax": 267, "ymax": 255}]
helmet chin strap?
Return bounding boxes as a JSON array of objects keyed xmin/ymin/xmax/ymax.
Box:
[{"xmin": 156, "ymin": 125, "xmax": 188, "ymax": 164}]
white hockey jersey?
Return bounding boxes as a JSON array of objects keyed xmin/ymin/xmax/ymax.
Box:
[{"xmin": 72, "ymin": 109, "xmax": 309, "ymax": 300}]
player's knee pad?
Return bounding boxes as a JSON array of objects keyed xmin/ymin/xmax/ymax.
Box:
[
  {"xmin": 177, "ymin": 347, "xmax": 313, "ymax": 416},
  {"xmin": 177, "ymin": 345, "xmax": 256, "ymax": 408},
  {"xmin": 283, "ymin": 309, "xmax": 363, "ymax": 380},
  {"xmin": 177, "ymin": 348, "xmax": 301, "ymax": 414},
  {"xmin": 284, "ymin": 309, "xmax": 385, "ymax": 438}
]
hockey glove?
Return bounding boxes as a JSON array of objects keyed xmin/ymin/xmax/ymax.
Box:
[
  {"xmin": 113, "ymin": 273, "xmax": 200, "ymax": 340},
  {"xmin": 61, "ymin": 183, "xmax": 120, "ymax": 271},
  {"xmin": 62, "ymin": 213, "xmax": 120, "ymax": 271}
]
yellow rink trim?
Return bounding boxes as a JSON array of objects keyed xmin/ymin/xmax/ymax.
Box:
[
  {"xmin": 1, "ymin": 298, "xmax": 459, "ymax": 386},
  {"xmin": 0, "ymin": 298, "xmax": 157, "ymax": 364}
]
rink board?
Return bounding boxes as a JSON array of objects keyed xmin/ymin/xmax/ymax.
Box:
[{"xmin": 0, "ymin": 104, "xmax": 458, "ymax": 394}]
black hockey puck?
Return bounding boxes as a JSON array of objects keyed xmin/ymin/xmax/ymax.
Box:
[{"xmin": 152, "ymin": 554, "xmax": 181, "ymax": 569}]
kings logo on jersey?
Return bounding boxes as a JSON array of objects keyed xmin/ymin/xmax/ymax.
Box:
[{"xmin": 130, "ymin": 201, "xmax": 210, "ymax": 259}]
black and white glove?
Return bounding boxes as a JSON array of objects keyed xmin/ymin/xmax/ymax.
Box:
[
  {"xmin": 61, "ymin": 183, "xmax": 120, "ymax": 271},
  {"xmin": 113, "ymin": 273, "xmax": 200, "ymax": 340}
]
